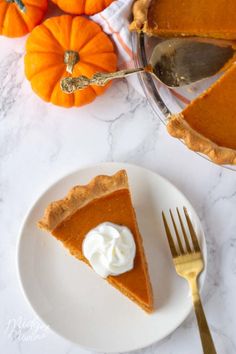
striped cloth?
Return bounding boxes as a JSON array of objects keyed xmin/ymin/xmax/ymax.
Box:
[{"xmin": 91, "ymin": 0, "xmax": 134, "ymax": 69}]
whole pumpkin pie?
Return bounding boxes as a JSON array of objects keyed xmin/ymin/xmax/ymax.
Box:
[
  {"xmin": 167, "ymin": 63, "xmax": 236, "ymax": 164},
  {"xmin": 38, "ymin": 170, "xmax": 153, "ymax": 313},
  {"xmin": 130, "ymin": 0, "xmax": 236, "ymax": 164},
  {"xmin": 131, "ymin": 0, "xmax": 236, "ymax": 39}
]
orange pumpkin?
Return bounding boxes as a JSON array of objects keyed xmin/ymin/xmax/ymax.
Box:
[
  {"xmin": 24, "ymin": 15, "xmax": 117, "ymax": 108},
  {"xmin": 51, "ymin": 0, "xmax": 114, "ymax": 15},
  {"xmin": 0, "ymin": 0, "xmax": 48, "ymax": 37}
]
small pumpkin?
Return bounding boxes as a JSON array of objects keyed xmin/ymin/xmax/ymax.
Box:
[
  {"xmin": 0, "ymin": 0, "xmax": 48, "ymax": 37},
  {"xmin": 24, "ymin": 15, "xmax": 117, "ymax": 107},
  {"xmin": 51, "ymin": 0, "xmax": 114, "ymax": 15}
]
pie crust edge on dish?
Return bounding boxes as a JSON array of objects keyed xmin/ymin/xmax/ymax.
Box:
[
  {"xmin": 38, "ymin": 170, "xmax": 129, "ymax": 232},
  {"xmin": 167, "ymin": 114, "xmax": 236, "ymax": 165},
  {"xmin": 129, "ymin": 0, "xmax": 151, "ymax": 32}
]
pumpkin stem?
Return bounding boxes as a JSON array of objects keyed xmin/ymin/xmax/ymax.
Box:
[
  {"xmin": 64, "ymin": 50, "xmax": 80, "ymax": 74},
  {"xmin": 6, "ymin": 0, "xmax": 26, "ymax": 12}
]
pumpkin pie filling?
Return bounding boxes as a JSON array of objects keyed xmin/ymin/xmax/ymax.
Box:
[
  {"xmin": 131, "ymin": 0, "xmax": 236, "ymax": 40},
  {"xmin": 167, "ymin": 64, "xmax": 236, "ymax": 164},
  {"xmin": 38, "ymin": 170, "xmax": 153, "ymax": 313}
]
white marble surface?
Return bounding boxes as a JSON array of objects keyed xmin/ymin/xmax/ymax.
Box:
[{"xmin": 0, "ymin": 29, "xmax": 236, "ymax": 354}]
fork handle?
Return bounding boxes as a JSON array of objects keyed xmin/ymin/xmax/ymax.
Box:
[{"xmin": 189, "ymin": 279, "xmax": 217, "ymax": 354}]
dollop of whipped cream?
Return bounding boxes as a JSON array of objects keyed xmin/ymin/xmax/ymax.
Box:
[{"xmin": 82, "ymin": 222, "xmax": 136, "ymax": 278}]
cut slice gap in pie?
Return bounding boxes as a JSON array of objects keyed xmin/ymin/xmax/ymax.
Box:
[
  {"xmin": 38, "ymin": 170, "xmax": 154, "ymax": 313},
  {"xmin": 131, "ymin": 0, "xmax": 236, "ymax": 40},
  {"xmin": 167, "ymin": 63, "xmax": 236, "ymax": 165}
]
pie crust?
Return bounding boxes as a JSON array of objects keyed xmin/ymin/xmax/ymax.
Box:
[
  {"xmin": 38, "ymin": 170, "xmax": 128, "ymax": 231},
  {"xmin": 167, "ymin": 114, "xmax": 236, "ymax": 165},
  {"xmin": 130, "ymin": 0, "xmax": 151, "ymax": 32}
]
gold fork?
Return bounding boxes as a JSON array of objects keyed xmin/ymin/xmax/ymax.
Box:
[{"xmin": 162, "ymin": 207, "xmax": 217, "ymax": 354}]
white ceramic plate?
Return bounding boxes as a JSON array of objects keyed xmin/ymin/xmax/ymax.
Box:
[{"xmin": 17, "ymin": 163, "xmax": 206, "ymax": 352}]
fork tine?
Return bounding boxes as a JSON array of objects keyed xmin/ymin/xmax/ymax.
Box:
[
  {"xmin": 169, "ymin": 209, "xmax": 184, "ymax": 254},
  {"xmin": 183, "ymin": 207, "xmax": 201, "ymax": 252},
  {"xmin": 162, "ymin": 212, "xmax": 178, "ymax": 257},
  {"xmin": 176, "ymin": 207, "xmax": 192, "ymax": 253}
]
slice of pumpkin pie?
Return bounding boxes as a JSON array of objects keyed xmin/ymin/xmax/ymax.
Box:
[{"xmin": 38, "ymin": 170, "xmax": 153, "ymax": 313}]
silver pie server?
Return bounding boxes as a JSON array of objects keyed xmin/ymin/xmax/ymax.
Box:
[{"xmin": 61, "ymin": 37, "xmax": 235, "ymax": 93}]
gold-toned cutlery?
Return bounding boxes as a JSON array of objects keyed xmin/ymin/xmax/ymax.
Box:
[
  {"xmin": 61, "ymin": 37, "xmax": 235, "ymax": 93},
  {"xmin": 162, "ymin": 207, "xmax": 217, "ymax": 354}
]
